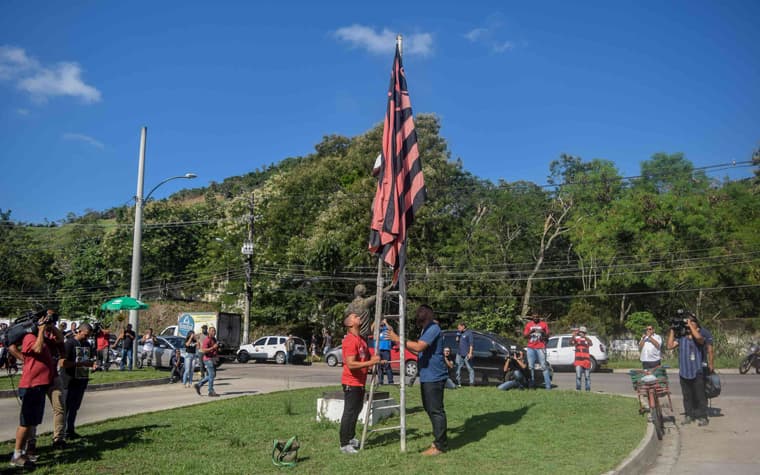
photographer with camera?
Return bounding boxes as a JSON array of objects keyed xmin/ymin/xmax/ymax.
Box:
[
  {"xmin": 639, "ymin": 325, "xmax": 662, "ymax": 370},
  {"xmin": 572, "ymin": 326, "xmax": 593, "ymax": 391},
  {"xmin": 62, "ymin": 322, "xmax": 97, "ymax": 440},
  {"xmin": 95, "ymin": 325, "xmax": 111, "ymax": 371},
  {"xmin": 666, "ymin": 311, "xmax": 713, "ymax": 427},
  {"xmin": 10, "ymin": 310, "xmax": 62, "ymax": 468},
  {"xmin": 498, "ymin": 348, "xmax": 528, "ymax": 391}
]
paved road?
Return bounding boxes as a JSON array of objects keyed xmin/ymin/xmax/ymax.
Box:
[{"xmin": 2, "ymin": 364, "xmax": 758, "ymax": 474}]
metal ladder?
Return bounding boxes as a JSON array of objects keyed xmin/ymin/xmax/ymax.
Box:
[{"xmin": 359, "ymin": 261, "xmax": 408, "ymax": 451}]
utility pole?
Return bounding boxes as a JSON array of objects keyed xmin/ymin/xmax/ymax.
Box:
[{"xmin": 241, "ymin": 193, "xmax": 255, "ymax": 345}]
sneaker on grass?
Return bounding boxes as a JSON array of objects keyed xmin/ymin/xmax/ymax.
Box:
[{"xmin": 340, "ymin": 445, "xmax": 358, "ymax": 454}]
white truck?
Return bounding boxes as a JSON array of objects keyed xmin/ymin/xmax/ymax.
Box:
[{"xmin": 160, "ymin": 312, "xmax": 242, "ymax": 362}]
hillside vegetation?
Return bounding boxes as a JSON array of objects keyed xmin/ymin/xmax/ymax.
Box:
[{"xmin": 2, "ymin": 114, "xmax": 760, "ymax": 341}]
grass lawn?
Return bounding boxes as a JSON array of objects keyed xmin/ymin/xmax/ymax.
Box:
[
  {"xmin": 1, "ymin": 386, "xmax": 645, "ymax": 474},
  {"xmin": 0, "ymin": 368, "xmax": 167, "ymax": 392},
  {"xmin": 605, "ymin": 355, "xmax": 739, "ymax": 370}
]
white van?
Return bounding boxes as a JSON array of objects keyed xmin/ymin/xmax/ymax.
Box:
[{"xmin": 545, "ymin": 334, "xmax": 608, "ymax": 372}]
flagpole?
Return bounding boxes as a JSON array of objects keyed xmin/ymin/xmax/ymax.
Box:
[{"xmin": 395, "ymin": 32, "xmax": 407, "ymax": 454}]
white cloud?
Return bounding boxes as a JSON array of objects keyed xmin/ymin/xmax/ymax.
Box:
[
  {"xmin": 492, "ymin": 41, "xmax": 515, "ymax": 53},
  {"xmin": 0, "ymin": 45, "xmax": 101, "ymax": 103},
  {"xmin": 463, "ymin": 18, "xmax": 518, "ymax": 54},
  {"xmin": 334, "ymin": 25, "xmax": 433, "ymax": 57},
  {"xmin": 16, "ymin": 108, "xmax": 30, "ymax": 116},
  {"xmin": 62, "ymin": 133, "xmax": 105, "ymax": 149},
  {"xmin": 464, "ymin": 28, "xmax": 487, "ymax": 42}
]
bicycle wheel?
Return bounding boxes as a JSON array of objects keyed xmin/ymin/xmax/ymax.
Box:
[
  {"xmin": 739, "ymin": 356, "xmax": 751, "ymax": 374},
  {"xmin": 648, "ymin": 387, "xmax": 664, "ymax": 440}
]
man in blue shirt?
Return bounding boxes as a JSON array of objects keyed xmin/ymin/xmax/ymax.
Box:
[
  {"xmin": 455, "ymin": 322, "xmax": 474, "ymax": 387},
  {"xmin": 377, "ymin": 321, "xmax": 394, "ymax": 385},
  {"xmin": 385, "ymin": 305, "xmax": 447, "ymax": 456},
  {"xmin": 666, "ymin": 312, "xmax": 714, "ymax": 427}
]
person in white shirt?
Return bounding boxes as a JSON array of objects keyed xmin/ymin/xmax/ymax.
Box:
[{"xmin": 639, "ymin": 325, "xmax": 662, "ymax": 369}]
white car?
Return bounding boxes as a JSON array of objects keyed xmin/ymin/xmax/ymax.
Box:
[
  {"xmin": 545, "ymin": 334, "xmax": 608, "ymax": 372},
  {"xmin": 237, "ymin": 335, "xmax": 308, "ymax": 364}
]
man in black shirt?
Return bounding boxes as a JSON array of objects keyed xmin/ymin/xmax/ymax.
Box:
[
  {"xmin": 114, "ymin": 324, "xmax": 136, "ymax": 371},
  {"xmin": 62, "ymin": 323, "xmax": 96, "ymax": 440}
]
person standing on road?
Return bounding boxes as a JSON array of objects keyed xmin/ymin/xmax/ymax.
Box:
[
  {"xmin": 195, "ymin": 326, "xmax": 220, "ymax": 397},
  {"xmin": 10, "ymin": 311, "xmax": 62, "ymax": 468},
  {"xmin": 385, "ymin": 305, "xmax": 448, "ymax": 456},
  {"xmin": 639, "ymin": 325, "xmax": 663, "ymax": 369},
  {"xmin": 572, "ymin": 326, "xmax": 593, "ymax": 391},
  {"xmin": 323, "ymin": 330, "xmax": 332, "ymax": 356},
  {"xmin": 376, "ymin": 321, "xmax": 394, "ymax": 385},
  {"xmin": 113, "ymin": 323, "xmax": 136, "ymax": 371},
  {"xmin": 455, "ymin": 322, "xmax": 475, "ymax": 387},
  {"xmin": 666, "ymin": 312, "xmax": 713, "ymax": 427},
  {"xmin": 285, "ymin": 335, "xmax": 296, "ymax": 364},
  {"xmin": 338, "ymin": 312, "xmax": 381, "ymax": 454},
  {"xmin": 139, "ymin": 328, "xmax": 157, "ymax": 368},
  {"xmin": 183, "ymin": 330, "xmax": 198, "ymax": 388},
  {"xmin": 95, "ymin": 327, "xmax": 110, "ymax": 371},
  {"xmin": 198, "ymin": 325, "xmax": 209, "ymax": 379},
  {"xmin": 523, "ymin": 312, "xmax": 552, "ymax": 390},
  {"xmin": 62, "ymin": 323, "xmax": 97, "ymax": 440}
]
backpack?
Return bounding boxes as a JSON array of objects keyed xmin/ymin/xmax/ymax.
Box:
[
  {"xmin": 704, "ymin": 371, "xmax": 721, "ymax": 399},
  {"xmin": 272, "ymin": 436, "xmax": 299, "ymax": 468}
]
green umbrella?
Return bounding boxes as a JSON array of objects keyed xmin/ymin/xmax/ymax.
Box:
[{"xmin": 100, "ymin": 296, "xmax": 149, "ymax": 311}]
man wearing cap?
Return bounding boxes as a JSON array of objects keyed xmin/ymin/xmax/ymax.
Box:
[
  {"xmin": 338, "ymin": 312, "xmax": 380, "ymax": 454},
  {"xmin": 523, "ymin": 313, "xmax": 552, "ymax": 390},
  {"xmin": 572, "ymin": 326, "xmax": 593, "ymax": 391},
  {"xmin": 639, "ymin": 325, "xmax": 662, "ymax": 369}
]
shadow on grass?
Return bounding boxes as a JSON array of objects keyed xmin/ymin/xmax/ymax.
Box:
[
  {"xmin": 40, "ymin": 424, "xmax": 168, "ymax": 468},
  {"xmin": 448, "ymin": 403, "xmax": 534, "ymax": 450}
]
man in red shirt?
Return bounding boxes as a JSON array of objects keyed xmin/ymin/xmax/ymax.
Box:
[
  {"xmin": 339, "ymin": 312, "xmax": 380, "ymax": 454},
  {"xmin": 11, "ymin": 311, "xmax": 62, "ymax": 468},
  {"xmin": 523, "ymin": 312, "xmax": 552, "ymax": 390},
  {"xmin": 194, "ymin": 326, "xmax": 220, "ymax": 397},
  {"xmin": 96, "ymin": 327, "xmax": 110, "ymax": 371}
]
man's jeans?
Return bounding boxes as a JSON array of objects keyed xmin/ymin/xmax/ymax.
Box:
[
  {"xmin": 526, "ymin": 348, "xmax": 551, "ymax": 389},
  {"xmin": 197, "ymin": 360, "xmax": 216, "ymax": 394},
  {"xmin": 498, "ymin": 370, "xmax": 527, "ymax": 391},
  {"xmin": 455, "ymin": 354, "xmax": 474, "ymax": 386},
  {"xmin": 575, "ymin": 366, "xmax": 591, "ymax": 391},
  {"xmin": 120, "ymin": 348, "xmax": 133, "ymax": 371},
  {"xmin": 339, "ymin": 385, "xmax": 365, "ymax": 447},
  {"xmin": 378, "ymin": 349, "xmax": 394, "ymax": 384},
  {"xmin": 420, "ymin": 380, "xmax": 447, "ymax": 451},
  {"xmin": 64, "ymin": 378, "xmax": 89, "ymax": 436},
  {"xmin": 183, "ymin": 354, "xmax": 196, "ymax": 385}
]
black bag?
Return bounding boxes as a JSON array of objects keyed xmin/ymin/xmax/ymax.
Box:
[{"xmin": 704, "ymin": 371, "xmax": 721, "ymax": 399}]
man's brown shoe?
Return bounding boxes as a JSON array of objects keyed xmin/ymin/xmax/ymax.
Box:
[{"xmin": 421, "ymin": 446, "xmax": 443, "ymax": 456}]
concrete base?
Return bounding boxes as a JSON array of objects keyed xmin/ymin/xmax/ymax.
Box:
[{"xmin": 316, "ymin": 392, "xmax": 399, "ymax": 427}]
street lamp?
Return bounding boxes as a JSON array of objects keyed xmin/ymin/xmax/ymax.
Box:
[{"xmin": 128, "ymin": 126, "xmax": 197, "ymax": 368}]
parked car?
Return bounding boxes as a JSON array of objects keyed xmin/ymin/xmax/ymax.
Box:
[
  {"xmin": 237, "ymin": 335, "xmax": 308, "ymax": 364},
  {"xmin": 323, "ymin": 339, "xmax": 419, "ymax": 377},
  {"xmin": 441, "ymin": 330, "xmax": 521, "ymax": 386},
  {"xmin": 545, "ymin": 334, "xmax": 608, "ymax": 372}
]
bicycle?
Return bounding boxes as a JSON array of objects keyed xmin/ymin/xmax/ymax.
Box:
[{"xmin": 629, "ymin": 367, "xmax": 673, "ymax": 440}]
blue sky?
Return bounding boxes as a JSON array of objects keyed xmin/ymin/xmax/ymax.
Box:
[{"xmin": 1, "ymin": 1, "xmax": 759, "ymax": 223}]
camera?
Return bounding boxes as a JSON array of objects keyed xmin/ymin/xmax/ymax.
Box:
[
  {"xmin": 670, "ymin": 309, "xmax": 693, "ymax": 338},
  {"xmin": 0, "ymin": 310, "xmax": 59, "ymax": 347}
]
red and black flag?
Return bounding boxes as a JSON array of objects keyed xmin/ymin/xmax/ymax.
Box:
[{"xmin": 368, "ymin": 44, "xmax": 426, "ymax": 278}]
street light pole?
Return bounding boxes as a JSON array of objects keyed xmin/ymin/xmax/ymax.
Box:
[{"xmin": 128, "ymin": 126, "xmax": 197, "ymax": 368}]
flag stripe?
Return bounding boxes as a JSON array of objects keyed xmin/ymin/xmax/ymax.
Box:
[{"xmin": 368, "ymin": 44, "xmax": 426, "ymax": 276}]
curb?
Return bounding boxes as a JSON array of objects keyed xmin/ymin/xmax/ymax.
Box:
[
  {"xmin": 608, "ymin": 368, "xmax": 738, "ymax": 375},
  {"xmin": 0, "ymin": 378, "xmax": 168, "ymax": 399},
  {"xmin": 605, "ymin": 421, "xmax": 658, "ymax": 475}
]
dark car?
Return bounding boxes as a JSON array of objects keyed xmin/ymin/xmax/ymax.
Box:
[
  {"xmin": 441, "ymin": 330, "xmax": 517, "ymax": 386},
  {"xmin": 440, "ymin": 329, "xmax": 552, "ymax": 387}
]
